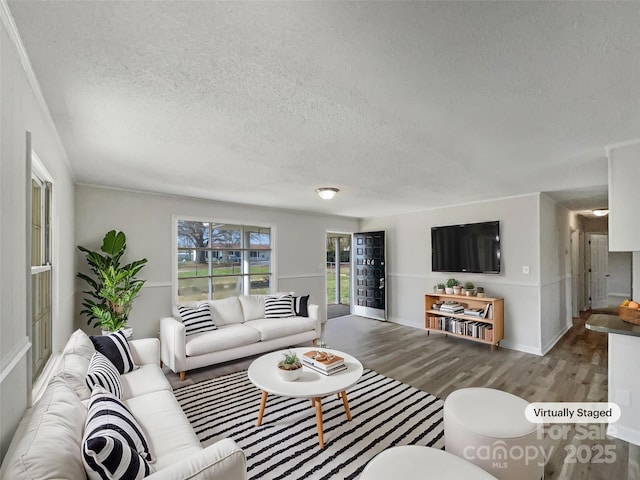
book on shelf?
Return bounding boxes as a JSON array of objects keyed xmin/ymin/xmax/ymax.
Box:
[
  {"xmin": 483, "ymin": 303, "xmax": 493, "ymax": 319},
  {"xmin": 484, "ymin": 326, "xmax": 494, "ymax": 342},
  {"xmin": 440, "ymin": 303, "xmax": 465, "ymax": 313},
  {"xmin": 463, "ymin": 307, "xmax": 485, "ymax": 317}
]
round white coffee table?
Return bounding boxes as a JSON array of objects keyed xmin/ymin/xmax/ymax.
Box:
[{"xmin": 248, "ymin": 347, "xmax": 363, "ymax": 449}]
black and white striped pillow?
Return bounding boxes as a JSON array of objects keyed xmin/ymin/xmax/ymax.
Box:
[
  {"xmin": 86, "ymin": 352, "xmax": 122, "ymax": 398},
  {"xmin": 264, "ymin": 294, "xmax": 294, "ymax": 318},
  {"xmin": 83, "ymin": 435, "xmax": 151, "ymax": 480},
  {"xmin": 90, "ymin": 330, "xmax": 137, "ymax": 374},
  {"xmin": 177, "ymin": 304, "xmax": 217, "ymax": 336},
  {"xmin": 82, "ymin": 387, "xmax": 153, "ymax": 479}
]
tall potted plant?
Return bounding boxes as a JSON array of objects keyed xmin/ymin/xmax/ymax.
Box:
[{"xmin": 77, "ymin": 230, "xmax": 148, "ymax": 334}]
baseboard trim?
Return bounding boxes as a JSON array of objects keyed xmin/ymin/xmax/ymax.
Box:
[
  {"xmin": 541, "ymin": 321, "xmax": 573, "ymax": 355},
  {"xmin": 389, "ymin": 317, "xmax": 543, "ymax": 355},
  {"xmin": 388, "ymin": 316, "xmax": 422, "ymax": 329},
  {"xmin": 495, "ymin": 340, "xmax": 542, "ymax": 356},
  {"xmin": 608, "ymin": 423, "xmax": 640, "ymax": 447}
]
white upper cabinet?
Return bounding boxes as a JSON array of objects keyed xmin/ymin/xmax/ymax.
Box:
[{"xmin": 608, "ymin": 141, "xmax": 640, "ymax": 251}]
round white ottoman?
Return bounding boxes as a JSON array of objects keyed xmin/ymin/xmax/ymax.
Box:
[
  {"xmin": 360, "ymin": 446, "xmax": 498, "ymax": 479},
  {"xmin": 444, "ymin": 388, "xmax": 544, "ymax": 480}
]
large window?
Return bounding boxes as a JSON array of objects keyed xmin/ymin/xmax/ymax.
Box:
[
  {"xmin": 176, "ymin": 220, "xmax": 272, "ymax": 302},
  {"xmin": 31, "ymin": 168, "xmax": 52, "ymax": 381}
]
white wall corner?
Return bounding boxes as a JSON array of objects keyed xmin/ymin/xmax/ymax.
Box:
[
  {"xmin": 541, "ymin": 322, "xmax": 573, "ymax": 356},
  {"xmin": 0, "ymin": 0, "xmax": 74, "ymax": 178}
]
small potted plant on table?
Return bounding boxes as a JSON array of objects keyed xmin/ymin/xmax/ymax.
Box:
[
  {"xmin": 436, "ymin": 283, "xmax": 445, "ymax": 294},
  {"xmin": 476, "ymin": 287, "xmax": 486, "ymax": 298},
  {"xmin": 445, "ymin": 278, "xmax": 458, "ymax": 295},
  {"xmin": 277, "ymin": 351, "xmax": 302, "ymax": 381}
]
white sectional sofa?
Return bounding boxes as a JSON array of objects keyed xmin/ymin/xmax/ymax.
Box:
[
  {"xmin": 0, "ymin": 329, "xmax": 247, "ymax": 480},
  {"xmin": 161, "ymin": 294, "xmax": 321, "ymax": 381}
]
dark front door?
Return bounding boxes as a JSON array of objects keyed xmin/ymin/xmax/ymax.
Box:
[{"xmin": 352, "ymin": 231, "xmax": 386, "ymax": 321}]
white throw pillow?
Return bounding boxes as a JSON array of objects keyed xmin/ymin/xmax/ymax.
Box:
[
  {"xmin": 238, "ymin": 295, "xmax": 266, "ymax": 321},
  {"xmin": 62, "ymin": 328, "xmax": 96, "ymax": 360}
]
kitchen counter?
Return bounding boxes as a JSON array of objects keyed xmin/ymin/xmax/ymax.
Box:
[{"xmin": 586, "ymin": 313, "xmax": 640, "ymax": 337}]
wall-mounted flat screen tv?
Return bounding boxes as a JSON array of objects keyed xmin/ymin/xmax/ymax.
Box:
[{"xmin": 431, "ymin": 221, "xmax": 500, "ymax": 274}]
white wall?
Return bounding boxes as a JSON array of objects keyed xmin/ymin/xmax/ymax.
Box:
[
  {"xmin": 0, "ymin": 10, "xmax": 75, "ymax": 461},
  {"xmin": 608, "ymin": 251, "xmax": 632, "ymax": 301},
  {"xmin": 74, "ymin": 185, "xmax": 360, "ymax": 339},
  {"xmin": 539, "ymin": 194, "xmax": 575, "ymax": 354},
  {"xmin": 361, "ymin": 193, "xmax": 544, "ymax": 354}
]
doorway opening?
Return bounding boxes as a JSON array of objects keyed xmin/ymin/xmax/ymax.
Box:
[
  {"xmin": 574, "ymin": 228, "xmax": 632, "ymax": 315},
  {"xmin": 326, "ymin": 233, "xmax": 351, "ymax": 319}
]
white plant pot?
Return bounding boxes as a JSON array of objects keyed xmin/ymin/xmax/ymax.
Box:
[
  {"xmin": 277, "ymin": 367, "xmax": 302, "ymax": 382},
  {"xmin": 453, "ymin": 286, "xmax": 462, "ymax": 295},
  {"xmin": 102, "ymin": 326, "xmax": 133, "ymax": 339},
  {"xmin": 445, "ymin": 287, "xmax": 454, "ymax": 294}
]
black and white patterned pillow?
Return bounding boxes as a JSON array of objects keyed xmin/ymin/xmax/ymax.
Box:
[
  {"xmin": 293, "ymin": 295, "xmax": 310, "ymax": 317},
  {"xmin": 82, "ymin": 387, "xmax": 153, "ymax": 479},
  {"xmin": 177, "ymin": 304, "xmax": 217, "ymax": 336},
  {"xmin": 264, "ymin": 294, "xmax": 295, "ymax": 318},
  {"xmin": 86, "ymin": 352, "xmax": 122, "ymax": 398},
  {"xmin": 90, "ymin": 330, "xmax": 137, "ymax": 374},
  {"xmin": 83, "ymin": 436, "xmax": 151, "ymax": 480}
]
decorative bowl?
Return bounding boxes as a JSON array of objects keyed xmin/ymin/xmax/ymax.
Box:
[{"xmin": 619, "ymin": 306, "xmax": 640, "ymax": 325}]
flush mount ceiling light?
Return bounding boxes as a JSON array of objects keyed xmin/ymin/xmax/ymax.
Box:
[
  {"xmin": 316, "ymin": 187, "xmax": 339, "ymax": 200},
  {"xmin": 592, "ymin": 209, "xmax": 609, "ymax": 217}
]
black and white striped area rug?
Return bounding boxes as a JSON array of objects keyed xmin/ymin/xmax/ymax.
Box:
[{"xmin": 174, "ymin": 369, "xmax": 444, "ymax": 480}]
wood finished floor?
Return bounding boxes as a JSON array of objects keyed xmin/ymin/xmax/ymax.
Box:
[{"xmin": 164, "ymin": 312, "xmax": 639, "ymax": 480}]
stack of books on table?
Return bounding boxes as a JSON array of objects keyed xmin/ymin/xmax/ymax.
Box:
[{"xmin": 302, "ymin": 351, "xmax": 347, "ymax": 376}]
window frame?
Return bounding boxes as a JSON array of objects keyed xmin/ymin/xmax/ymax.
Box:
[
  {"xmin": 30, "ymin": 152, "xmax": 53, "ymax": 382},
  {"xmin": 172, "ymin": 215, "xmax": 276, "ymax": 303}
]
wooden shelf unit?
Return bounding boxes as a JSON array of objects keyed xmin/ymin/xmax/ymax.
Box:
[{"xmin": 424, "ymin": 293, "xmax": 504, "ymax": 351}]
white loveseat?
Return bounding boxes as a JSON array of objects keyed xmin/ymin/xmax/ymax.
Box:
[
  {"xmin": 161, "ymin": 295, "xmax": 321, "ymax": 381},
  {"xmin": 0, "ymin": 329, "xmax": 247, "ymax": 480}
]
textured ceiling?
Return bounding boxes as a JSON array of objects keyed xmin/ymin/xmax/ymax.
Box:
[{"xmin": 7, "ymin": 1, "xmax": 640, "ymax": 218}]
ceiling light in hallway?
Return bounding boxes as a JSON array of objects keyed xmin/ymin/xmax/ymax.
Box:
[{"xmin": 316, "ymin": 188, "xmax": 339, "ymax": 200}]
